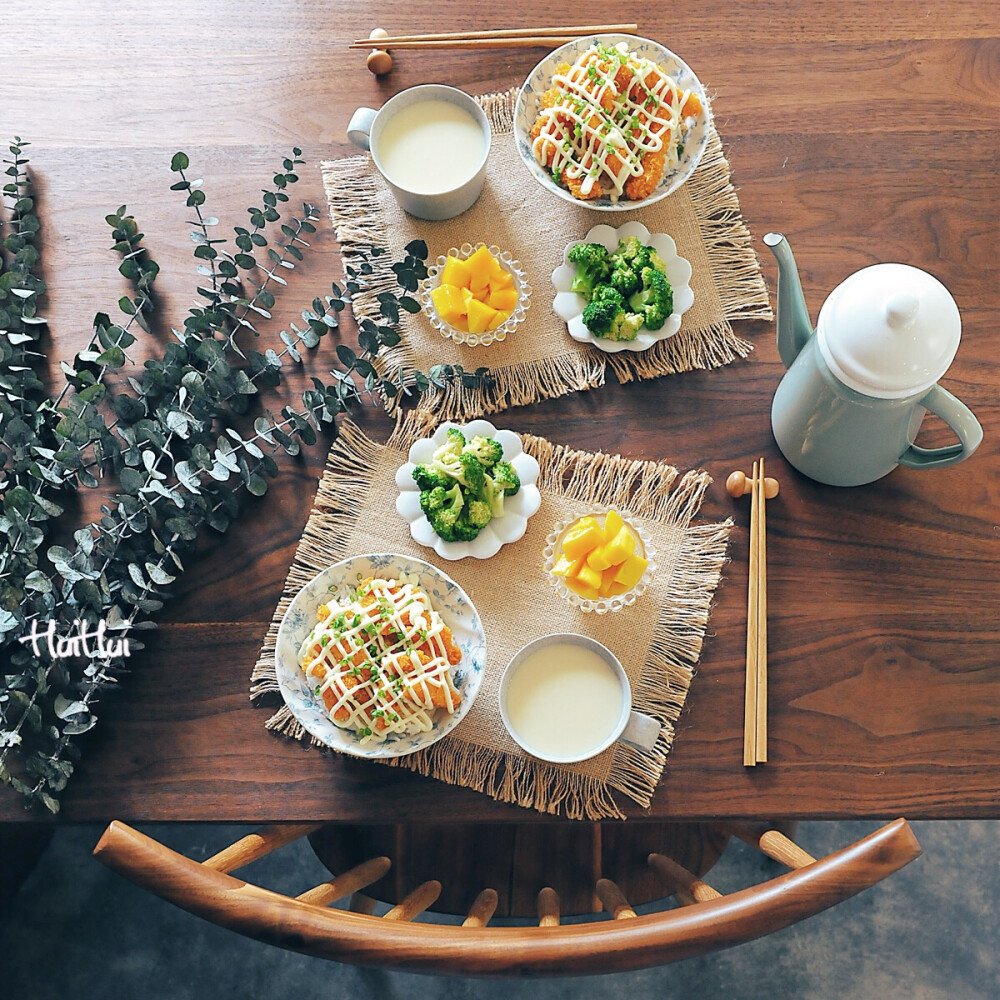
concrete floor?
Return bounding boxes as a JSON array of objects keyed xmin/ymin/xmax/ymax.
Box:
[{"xmin": 1, "ymin": 821, "xmax": 996, "ymax": 998}]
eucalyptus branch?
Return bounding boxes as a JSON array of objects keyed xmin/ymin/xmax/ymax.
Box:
[{"xmin": 0, "ymin": 143, "xmax": 493, "ymax": 814}]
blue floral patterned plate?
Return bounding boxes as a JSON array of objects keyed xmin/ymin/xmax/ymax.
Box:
[
  {"xmin": 275, "ymin": 553, "xmax": 487, "ymax": 759},
  {"xmin": 513, "ymin": 34, "xmax": 711, "ymax": 211}
]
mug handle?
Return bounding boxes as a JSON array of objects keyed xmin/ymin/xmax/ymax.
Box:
[
  {"xmin": 898, "ymin": 384, "xmax": 983, "ymax": 470},
  {"xmin": 619, "ymin": 710, "xmax": 661, "ymax": 752},
  {"xmin": 346, "ymin": 107, "xmax": 378, "ymax": 151}
]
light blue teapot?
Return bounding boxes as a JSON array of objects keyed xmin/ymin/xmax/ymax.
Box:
[{"xmin": 765, "ymin": 233, "xmax": 982, "ymax": 487}]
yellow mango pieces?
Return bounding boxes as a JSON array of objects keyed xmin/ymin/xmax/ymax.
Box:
[
  {"xmin": 429, "ymin": 247, "xmax": 518, "ymax": 334},
  {"xmin": 429, "ymin": 284, "xmax": 467, "ymax": 328},
  {"xmin": 560, "ymin": 519, "xmax": 603, "ymax": 559},
  {"xmin": 553, "ymin": 510, "xmax": 649, "ymax": 600},
  {"xmin": 613, "ymin": 553, "xmax": 648, "ymax": 591},
  {"xmin": 466, "ymin": 297, "xmax": 497, "ymax": 334}
]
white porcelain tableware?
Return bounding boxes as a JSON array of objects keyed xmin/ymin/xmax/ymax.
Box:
[
  {"xmin": 396, "ymin": 419, "xmax": 541, "ymax": 561},
  {"xmin": 552, "ymin": 221, "xmax": 694, "ymax": 353},
  {"xmin": 498, "ymin": 633, "xmax": 661, "ymax": 764},
  {"xmin": 418, "ymin": 243, "xmax": 532, "ymax": 348},
  {"xmin": 275, "ymin": 553, "xmax": 487, "ymax": 759},
  {"xmin": 514, "ymin": 34, "xmax": 711, "ymax": 212},
  {"xmin": 347, "ymin": 84, "xmax": 491, "ymax": 221}
]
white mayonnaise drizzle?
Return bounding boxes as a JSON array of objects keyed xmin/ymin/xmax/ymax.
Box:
[
  {"xmin": 531, "ymin": 42, "xmax": 696, "ymax": 201},
  {"xmin": 298, "ymin": 577, "xmax": 460, "ymax": 745}
]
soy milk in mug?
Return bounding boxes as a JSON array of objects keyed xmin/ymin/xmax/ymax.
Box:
[
  {"xmin": 347, "ymin": 85, "xmax": 492, "ymax": 221},
  {"xmin": 375, "ymin": 100, "xmax": 486, "ymax": 195}
]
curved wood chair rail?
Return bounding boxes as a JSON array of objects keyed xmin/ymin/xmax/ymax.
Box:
[{"xmin": 93, "ymin": 819, "xmax": 920, "ymax": 976}]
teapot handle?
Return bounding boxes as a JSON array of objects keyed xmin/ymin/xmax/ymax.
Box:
[{"xmin": 898, "ymin": 384, "xmax": 983, "ymax": 470}]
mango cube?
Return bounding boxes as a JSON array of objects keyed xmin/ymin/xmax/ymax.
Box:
[
  {"xmin": 599, "ymin": 565, "xmax": 619, "ymax": 597},
  {"xmin": 551, "ymin": 553, "xmax": 584, "ymax": 578},
  {"xmin": 574, "ymin": 562, "xmax": 603, "ymax": 592},
  {"xmin": 489, "ymin": 269, "xmax": 514, "ymax": 290},
  {"xmin": 440, "ymin": 255, "xmax": 472, "ymax": 288},
  {"xmin": 613, "ymin": 553, "xmax": 648, "ymax": 591},
  {"xmin": 488, "ymin": 287, "xmax": 519, "ymax": 313},
  {"xmin": 586, "ymin": 543, "xmax": 615, "ymax": 572},
  {"xmin": 466, "ymin": 297, "xmax": 499, "ymax": 334},
  {"xmin": 566, "ymin": 579, "xmax": 600, "ymax": 600},
  {"xmin": 607, "ymin": 582, "xmax": 629, "ymax": 597},
  {"xmin": 466, "ymin": 245, "xmax": 496, "ymax": 285},
  {"xmin": 430, "ymin": 284, "xmax": 467, "ymax": 327},
  {"xmin": 487, "ymin": 308, "xmax": 509, "ymax": 330},
  {"xmin": 603, "ymin": 509, "xmax": 625, "ymax": 542},
  {"xmin": 603, "ymin": 525, "xmax": 637, "ymax": 566},
  {"xmin": 561, "ymin": 522, "xmax": 603, "ymax": 559}
]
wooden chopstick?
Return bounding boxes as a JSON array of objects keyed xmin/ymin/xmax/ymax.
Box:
[
  {"xmin": 350, "ymin": 37, "xmax": 583, "ymax": 51},
  {"xmin": 743, "ymin": 460, "xmax": 759, "ymax": 767},
  {"xmin": 755, "ymin": 458, "xmax": 768, "ymax": 763},
  {"xmin": 350, "ymin": 24, "xmax": 638, "ymax": 47}
]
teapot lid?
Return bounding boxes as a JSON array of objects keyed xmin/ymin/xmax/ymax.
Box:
[{"xmin": 817, "ymin": 263, "xmax": 961, "ymax": 399}]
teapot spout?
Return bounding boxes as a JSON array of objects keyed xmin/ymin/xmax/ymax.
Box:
[{"xmin": 764, "ymin": 233, "xmax": 814, "ymax": 369}]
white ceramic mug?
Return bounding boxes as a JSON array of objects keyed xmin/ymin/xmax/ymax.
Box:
[
  {"xmin": 498, "ymin": 633, "xmax": 661, "ymax": 764},
  {"xmin": 346, "ymin": 84, "xmax": 491, "ymax": 221}
]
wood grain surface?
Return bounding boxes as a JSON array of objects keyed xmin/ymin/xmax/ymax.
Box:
[{"xmin": 1, "ymin": 1, "xmax": 997, "ymax": 823}]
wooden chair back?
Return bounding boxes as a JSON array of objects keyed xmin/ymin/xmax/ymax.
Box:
[{"xmin": 93, "ymin": 818, "xmax": 921, "ymax": 976}]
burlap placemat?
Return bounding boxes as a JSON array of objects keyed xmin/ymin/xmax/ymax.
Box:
[
  {"xmin": 251, "ymin": 414, "xmax": 731, "ymax": 820},
  {"xmin": 321, "ymin": 88, "xmax": 771, "ymax": 421}
]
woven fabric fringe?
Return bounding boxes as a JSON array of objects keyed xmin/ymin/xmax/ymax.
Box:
[
  {"xmin": 320, "ymin": 88, "xmax": 771, "ymax": 419},
  {"xmin": 252, "ymin": 417, "xmax": 731, "ymax": 820}
]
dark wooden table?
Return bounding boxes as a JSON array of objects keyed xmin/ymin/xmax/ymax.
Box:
[{"xmin": 1, "ymin": 1, "xmax": 997, "ymax": 824}]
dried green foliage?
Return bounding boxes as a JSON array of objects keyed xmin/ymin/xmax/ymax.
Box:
[{"xmin": 0, "ymin": 140, "xmax": 491, "ymax": 811}]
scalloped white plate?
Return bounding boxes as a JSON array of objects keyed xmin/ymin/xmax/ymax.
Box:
[
  {"xmin": 395, "ymin": 419, "xmax": 541, "ymax": 561},
  {"xmin": 552, "ymin": 221, "xmax": 694, "ymax": 354}
]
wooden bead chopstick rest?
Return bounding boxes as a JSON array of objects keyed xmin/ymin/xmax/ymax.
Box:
[
  {"xmin": 366, "ymin": 28, "xmax": 393, "ymax": 76},
  {"xmin": 728, "ymin": 463, "xmax": 779, "ymax": 767}
]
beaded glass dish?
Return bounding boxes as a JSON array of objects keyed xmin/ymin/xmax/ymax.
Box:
[
  {"xmin": 418, "ymin": 242, "xmax": 531, "ymax": 348},
  {"xmin": 542, "ymin": 514, "xmax": 658, "ymax": 614}
]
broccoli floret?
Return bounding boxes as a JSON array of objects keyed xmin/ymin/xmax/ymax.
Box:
[
  {"xmin": 458, "ymin": 452, "xmax": 486, "ymax": 494},
  {"xmin": 648, "ymin": 249, "xmax": 667, "ymax": 273},
  {"xmin": 590, "ymin": 283, "xmax": 623, "ymax": 306},
  {"xmin": 419, "ymin": 486, "xmax": 449, "ymax": 515},
  {"xmin": 567, "ymin": 242, "xmax": 612, "ymax": 300},
  {"xmin": 463, "ymin": 435, "xmax": 503, "ymax": 468},
  {"xmin": 429, "ymin": 513, "xmax": 459, "ymax": 542},
  {"xmin": 479, "ymin": 473, "xmax": 506, "ymax": 518},
  {"xmin": 609, "ymin": 263, "xmax": 641, "ymax": 298},
  {"xmin": 431, "ymin": 427, "xmax": 466, "ymax": 465},
  {"xmin": 628, "ymin": 266, "xmax": 674, "ymax": 331},
  {"xmin": 464, "ymin": 498, "xmax": 493, "ymax": 528},
  {"xmin": 450, "ymin": 514, "xmax": 482, "ymax": 542},
  {"xmin": 611, "ymin": 235, "xmax": 653, "ymax": 272},
  {"xmin": 606, "ymin": 311, "xmax": 644, "ymax": 342},
  {"xmin": 427, "ymin": 482, "xmax": 467, "ymax": 540},
  {"xmin": 581, "ymin": 285, "xmax": 626, "ymax": 337},
  {"xmin": 490, "ymin": 461, "xmax": 520, "ymax": 496},
  {"xmin": 412, "ymin": 464, "xmax": 451, "ymax": 492}
]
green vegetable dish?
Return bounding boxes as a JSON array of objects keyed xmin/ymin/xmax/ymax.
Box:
[
  {"xmin": 412, "ymin": 428, "xmax": 521, "ymax": 543},
  {"xmin": 568, "ymin": 237, "xmax": 674, "ymax": 342}
]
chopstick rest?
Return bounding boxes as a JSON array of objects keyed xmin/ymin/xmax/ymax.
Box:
[{"xmin": 727, "ymin": 464, "xmax": 779, "ymax": 767}]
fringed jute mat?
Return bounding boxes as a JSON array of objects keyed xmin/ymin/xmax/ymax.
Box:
[
  {"xmin": 251, "ymin": 413, "xmax": 731, "ymax": 820},
  {"xmin": 321, "ymin": 87, "xmax": 771, "ymax": 421}
]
